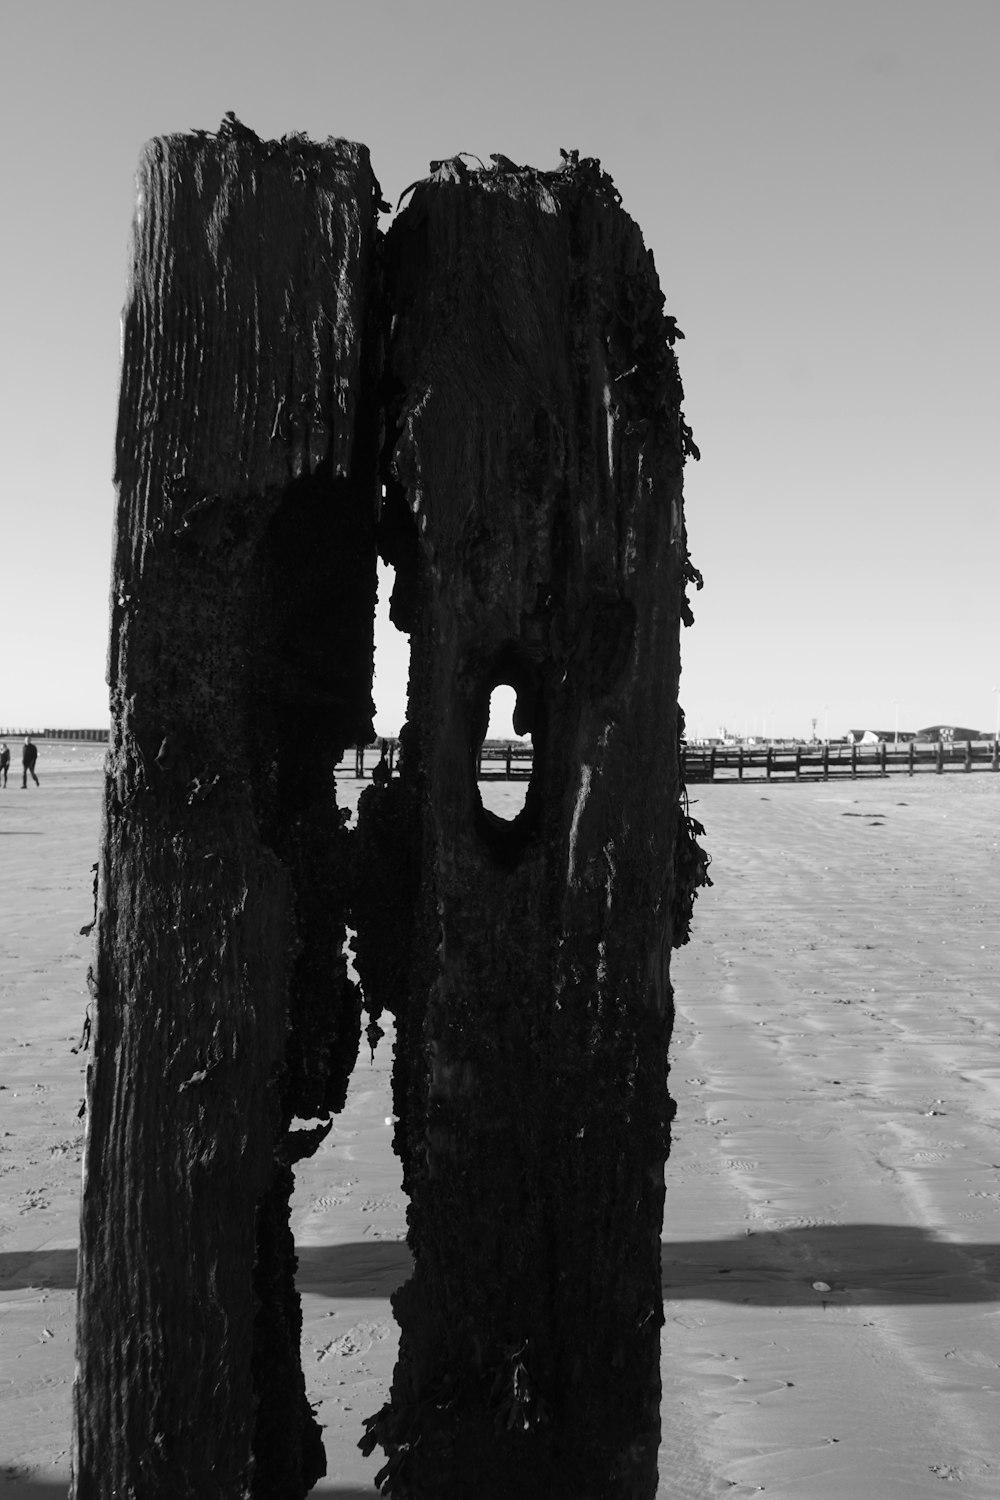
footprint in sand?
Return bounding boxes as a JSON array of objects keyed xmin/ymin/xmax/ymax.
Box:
[
  {"xmin": 309, "ymin": 1186, "xmax": 356, "ymax": 1213},
  {"xmin": 19, "ymin": 1191, "xmax": 51, "ymax": 1214},
  {"xmin": 944, "ymin": 1347, "xmax": 1000, "ymax": 1370},
  {"xmin": 316, "ymin": 1318, "xmax": 391, "ymax": 1362}
]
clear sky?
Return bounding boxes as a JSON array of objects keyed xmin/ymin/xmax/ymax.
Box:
[{"xmin": 1, "ymin": 0, "xmax": 997, "ymax": 740}]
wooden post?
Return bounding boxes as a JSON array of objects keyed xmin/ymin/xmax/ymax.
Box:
[
  {"xmin": 965, "ymin": 739, "xmax": 973, "ymax": 771},
  {"xmin": 851, "ymin": 741, "xmax": 858, "ymax": 778},
  {"xmin": 822, "ymin": 743, "xmax": 829, "ymax": 780},
  {"xmin": 993, "ymin": 738, "xmax": 999, "ymax": 771},
  {"xmin": 766, "ymin": 746, "xmax": 773, "ymax": 781},
  {"xmin": 880, "ymin": 741, "xmax": 887, "ymax": 776},
  {"xmin": 794, "ymin": 745, "xmax": 802, "ymax": 780},
  {"xmin": 72, "ymin": 122, "xmax": 382, "ymax": 1500},
  {"xmin": 709, "ymin": 745, "xmax": 717, "ymax": 781},
  {"xmin": 737, "ymin": 746, "xmax": 744, "ymax": 780},
  {"xmin": 937, "ymin": 739, "xmax": 945, "ymax": 773},
  {"xmin": 355, "ymin": 159, "xmax": 703, "ymax": 1499},
  {"xmin": 909, "ymin": 740, "xmax": 915, "ymax": 775}
]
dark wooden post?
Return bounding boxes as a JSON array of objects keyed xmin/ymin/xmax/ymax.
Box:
[
  {"xmin": 766, "ymin": 746, "xmax": 773, "ymax": 780},
  {"xmin": 355, "ymin": 158, "xmax": 704, "ymax": 1499},
  {"xmin": 822, "ymin": 742, "xmax": 829, "ymax": 779},
  {"xmin": 909, "ymin": 740, "xmax": 915, "ymax": 775},
  {"xmin": 737, "ymin": 746, "xmax": 744, "ymax": 780},
  {"xmin": 993, "ymin": 738, "xmax": 999, "ymax": 771},
  {"xmin": 880, "ymin": 741, "xmax": 887, "ymax": 776},
  {"xmin": 794, "ymin": 745, "xmax": 802, "ymax": 780},
  {"xmin": 851, "ymin": 741, "xmax": 858, "ymax": 778},
  {"xmin": 965, "ymin": 739, "xmax": 973, "ymax": 771},
  {"xmin": 72, "ymin": 121, "xmax": 382, "ymax": 1499},
  {"xmin": 937, "ymin": 739, "xmax": 945, "ymax": 773},
  {"xmin": 709, "ymin": 745, "xmax": 717, "ymax": 781}
]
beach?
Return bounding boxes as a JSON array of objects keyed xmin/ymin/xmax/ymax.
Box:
[{"xmin": 2, "ymin": 752, "xmax": 999, "ymax": 1496}]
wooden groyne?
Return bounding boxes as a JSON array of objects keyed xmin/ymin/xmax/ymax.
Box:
[
  {"xmin": 0, "ymin": 727, "xmax": 109, "ymax": 741},
  {"xmin": 350, "ymin": 738, "xmax": 1000, "ymax": 783},
  {"xmin": 684, "ymin": 739, "xmax": 1000, "ymax": 782},
  {"xmin": 350, "ymin": 738, "xmax": 533, "ymax": 779}
]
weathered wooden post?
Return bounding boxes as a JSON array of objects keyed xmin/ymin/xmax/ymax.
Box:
[
  {"xmin": 72, "ymin": 120, "xmax": 382, "ymax": 1498},
  {"xmin": 354, "ymin": 157, "xmax": 705, "ymax": 1499}
]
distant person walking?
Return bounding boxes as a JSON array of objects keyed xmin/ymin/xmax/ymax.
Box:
[
  {"xmin": 0, "ymin": 741, "xmax": 9, "ymax": 787},
  {"xmin": 22, "ymin": 736, "xmax": 39, "ymax": 788}
]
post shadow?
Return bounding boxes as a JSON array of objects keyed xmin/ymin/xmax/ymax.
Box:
[
  {"xmin": 5, "ymin": 1227, "xmax": 998, "ymax": 1307},
  {"xmin": 0, "ymin": 1485, "xmax": 70, "ymax": 1500},
  {"xmin": 291, "ymin": 1224, "xmax": 1000, "ymax": 1307}
]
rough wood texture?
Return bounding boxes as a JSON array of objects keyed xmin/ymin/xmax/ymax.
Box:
[
  {"xmin": 356, "ymin": 158, "xmax": 702, "ymax": 1498},
  {"xmin": 72, "ymin": 120, "xmax": 381, "ymax": 1499}
]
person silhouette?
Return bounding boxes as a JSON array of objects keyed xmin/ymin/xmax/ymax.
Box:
[
  {"xmin": 0, "ymin": 741, "xmax": 10, "ymax": 787},
  {"xmin": 22, "ymin": 736, "xmax": 39, "ymax": 788}
]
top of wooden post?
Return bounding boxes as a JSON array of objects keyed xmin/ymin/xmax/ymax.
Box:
[{"xmin": 116, "ymin": 115, "xmax": 382, "ymax": 500}]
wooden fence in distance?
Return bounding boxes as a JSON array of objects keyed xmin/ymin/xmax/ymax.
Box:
[
  {"xmin": 683, "ymin": 739, "xmax": 1000, "ymax": 782},
  {"xmin": 0, "ymin": 727, "xmax": 110, "ymax": 742},
  {"xmin": 350, "ymin": 739, "xmax": 533, "ymax": 779},
  {"xmin": 350, "ymin": 739, "xmax": 1000, "ymax": 783}
]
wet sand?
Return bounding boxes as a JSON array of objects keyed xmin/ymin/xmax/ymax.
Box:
[{"xmin": 2, "ymin": 754, "xmax": 999, "ymax": 1495}]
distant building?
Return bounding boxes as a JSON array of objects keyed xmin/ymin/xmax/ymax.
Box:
[
  {"xmin": 915, "ymin": 724, "xmax": 983, "ymax": 742},
  {"xmin": 847, "ymin": 728, "xmax": 916, "ymax": 745}
]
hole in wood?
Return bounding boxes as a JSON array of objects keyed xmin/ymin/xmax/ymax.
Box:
[
  {"xmin": 482, "ymin": 686, "xmax": 531, "ymax": 817},
  {"xmin": 472, "ymin": 649, "xmax": 545, "ymax": 864},
  {"xmin": 373, "ymin": 558, "xmax": 409, "ymax": 740}
]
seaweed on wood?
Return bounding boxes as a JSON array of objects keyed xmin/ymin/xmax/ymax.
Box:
[
  {"xmin": 354, "ymin": 155, "xmax": 700, "ymax": 1500},
  {"xmin": 74, "ymin": 131, "xmax": 703, "ymax": 1500},
  {"xmin": 72, "ymin": 120, "xmax": 382, "ymax": 1500}
]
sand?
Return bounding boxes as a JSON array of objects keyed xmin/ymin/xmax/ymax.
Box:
[{"xmin": 2, "ymin": 753, "xmax": 999, "ymax": 1496}]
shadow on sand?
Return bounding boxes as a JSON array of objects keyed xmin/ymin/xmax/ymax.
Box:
[
  {"xmin": 309, "ymin": 1490, "xmax": 383, "ymax": 1498},
  {"xmin": 0, "ymin": 1482, "xmax": 69, "ymax": 1500},
  {"xmin": 4, "ymin": 1224, "xmax": 998, "ymax": 1306},
  {"xmin": 297, "ymin": 1224, "xmax": 1000, "ymax": 1306},
  {"xmin": 0, "ymin": 1483, "xmax": 382, "ymax": 1499}
]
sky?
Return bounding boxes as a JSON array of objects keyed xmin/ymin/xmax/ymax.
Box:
[{"xmin": 1, "ymin": 0, "xmax": 997, "ymax": 741}]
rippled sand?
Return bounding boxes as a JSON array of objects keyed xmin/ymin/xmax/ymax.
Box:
[{"xmin": 2, "ymin": 757, "xmax": 999, "ymax": 1496}]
